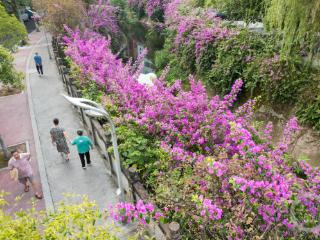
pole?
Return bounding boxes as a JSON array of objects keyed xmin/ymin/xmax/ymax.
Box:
[
  {"xmin": 108, "ymin": 119, "xmax": 125, "ymax": 202},
  {"xmin": 62, "ymin": 95, "xmax": 125, "ymax": 202}
]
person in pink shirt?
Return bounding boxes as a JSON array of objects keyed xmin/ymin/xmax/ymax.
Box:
[{"xmin": 8, "ymin": 149, "xmax": 42, "ymax": 199}]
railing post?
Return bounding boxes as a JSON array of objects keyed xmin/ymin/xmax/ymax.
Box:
[{"xmin": 169, "ymin": 222, "xmax": 181, "ymax": 240}]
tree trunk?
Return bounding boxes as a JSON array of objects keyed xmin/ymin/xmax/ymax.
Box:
[
  {"xmin": 12, "ymin": 0, "xmax": 20, "ymax": 20},
  {"xmin": 0, "ymin": 135, "xmax": 9, "ymax": 160}
]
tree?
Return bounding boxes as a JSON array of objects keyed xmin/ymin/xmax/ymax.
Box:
[
  {"xmin": 0, "ymin": 135, "xmax": 9, "ymax": 160},
  {"xmin": 32, "ymin": 0, "xmax": 86, "ymax": 36},
  {"xmin": 0, "ymin": 0, "xmax": 32, "ymax": 18},
  {"xmin": 0, "ymin": 46, "xmax": 23, "ymax": 89},
  {"xmin": 265, "ymin": 0, "xmax": 320, "ymax": 57},
  {"xmin": 0, "ymin": 4, "xmax": 27, "ymax": 50}
]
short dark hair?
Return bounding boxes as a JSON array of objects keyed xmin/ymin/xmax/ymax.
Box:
[
  {"xmin": 53, "ymin": 118, "xmax": 59, "ymax": 125},
  {"xmin": 77, "ymin": 130, "xmax": 83, "ymax": 136},
  {"xmin": 11, "ymin": 149, "xmax": 18, "ymax": 155}
]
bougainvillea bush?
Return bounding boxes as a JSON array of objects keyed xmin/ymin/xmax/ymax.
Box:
[
  {"xmin": 153, "ymin": 0, "xmax": 318, "ymax": 107},
  {"xmin": 128, "ymin": 0, "xmax": 168, "ymax": 20},
  {"xmin": 62, "ymin": 23, "xmax": 320, "ymax": 239}
]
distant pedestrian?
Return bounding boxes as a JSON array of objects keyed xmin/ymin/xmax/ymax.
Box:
[
  {"xmin": 71, "ymin": 130, "xmax": 93, "ymax": 169},
  {"xmin": 8, "ymin": 149, "xmax": 43, "ymax": 199},
  {"xmin": 50, "ymin": 118, "xmax": 70, "ymax": 161},
  {"xmin": 34, "ymin": 52, "xmax": 43, "ymax": 76}
]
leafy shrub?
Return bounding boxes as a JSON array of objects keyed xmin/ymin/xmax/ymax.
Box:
[
  {"xmin": 158, "ymin": 25, "xmax": 315, "ymax": 106},
  {"xmin": 81, "ymin": 81, "xmax": 103, "ymax": 103},
  {"xmin": 0, "ymin": 46, "xmax": 23, "ymax": 89},
  {"xmin": 297, "ymin": 76, "xmax": 320, "ymax": 131},
  {"xmin": 244, "ymin": 54, "xmax": 311, "ymax": 104},
  {"xmin": 204, "ymin": 0, "xmax": 267, "ymax": 22},
  {"xmin": 0, "ymin": 4, "xmax": 27, "ymax": 50},
  {"xmin": 203, "ymin": 30, "xmax": 274, "ymax": 95},
  {"xmin": 115, "ymin": 124, "xmax": 167, "ymax": 183},
  {"xmin": 154, "ymin": 38, "xmax": 191, "ymax": 84},
  {"xmin": 127, "ymin": 0, "xmax": 166, "ymax": 21},
  {"xmin": 145, "ymin": 28, "xmax": 165, "ymax": 58},
  {"xmin": 0, "ymin": 193, "xmax": 120, "ymax": 239}
]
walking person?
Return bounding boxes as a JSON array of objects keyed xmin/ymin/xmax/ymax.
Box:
[
  {"xmin": 50, "ymin": 118, "xmax": 70, "ymax": 161},
  {"xmin": 8, "ymin": 150, "xmax": 43, "ymax": 199},
  {"xmin": 71, "ymin": 130, "xmax": 93, "ymax": 169},
  {"xmin": 34, "ymin": 52, "xmax": 43, "ymax": 76}
]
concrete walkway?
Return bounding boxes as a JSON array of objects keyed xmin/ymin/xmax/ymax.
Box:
[
  {"xmin": 27, "ymin": 36, "xmax": 135, "ymax": 237},
  {"xmin": 0, "ymin": 32, "xmax": 45, "ymax": 214}
]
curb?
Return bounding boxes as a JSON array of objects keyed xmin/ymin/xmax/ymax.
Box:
[{"xmin": 25, "ymin": 36, "xmax": 55, "ymax": 213}]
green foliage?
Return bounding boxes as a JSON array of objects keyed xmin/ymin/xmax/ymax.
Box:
[
  {"xmin": 115, "ymin": 124, "xmax": 167, "ymax": 182},
  {"xmin": 145, "ymin": 28, "xmax": 165, "ymax": 59},
  {"xmin": 69, "ymin": 60, "xmax": 104, "ymax": 103},
  {"xmin": 0, "ymin": 4, "xmax": 27, "ymax": 50},
  {"xmin": 81, "ymin": 81, "xmax": 103, "ymax": 103},
  {"xmin": 0, "ymin": 193, "xmax": 120, "ymax": 239},
  {"xmin": 0, "ymin": 0, "xmax": 31, "ymax": 16},
  {"xmin": 204, "ymin": 0, "xmax": 267, "ymax": 22},
  {"xmin": 154, "ymin": 37, "xmax": 191, "ymax": 84},
  {"xmin": 154, "ymin": 162, "xmax": 194, "ymax": 208},
  {"xmin": 115, "ymin": 6, "xmax": 147, "ymax": 55},
  {"xmin": 298, "ymin": 98, "xmax": 320, "ymax": 131},
  {"xmin": 156, "ymin": 28, "xmax": 315, "ymax": 106},
  {"xmin": 265, "ymin": 0, "xmax": 320, "ymax": 57},
  {"xmin": 203, "ymin": 30, "xmax": 275, "ymax": 96},
  {"xmin": 244, "ymin": 54, "xmax": 311, "ymax": 104},
  {"xmin": 0, "ymin": 46, "xmax": 23, "ymax": 89},
  {"xmin": 297, "ymin": 77, "xmax": 320, "ymax": 131}
]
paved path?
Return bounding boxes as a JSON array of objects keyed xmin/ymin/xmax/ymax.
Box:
[
  {"xmin": 27, "ymin": 36, "xmax": 135, "ymax": 237},
  {"xmin": 0, "ymin": 32, "xmax": 45, "ymax": 214}
]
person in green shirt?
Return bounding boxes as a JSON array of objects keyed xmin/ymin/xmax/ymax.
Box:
[{"xmin": 71, "ymin": 130, "xmax": 93, "ymax": 169}]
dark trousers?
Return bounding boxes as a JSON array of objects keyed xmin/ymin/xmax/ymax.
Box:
[
  {"xmin": 36, "ymin": 64, "xmax": 43, "ymax": 75},
  {"xmin": 79, "ymin": 151, "xmax": 91, "ymax": 167}
]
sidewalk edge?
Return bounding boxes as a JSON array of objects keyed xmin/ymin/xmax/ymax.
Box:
[{"xmin": 25, "ymin": 36, "xmax": 55, "ymax": 213}]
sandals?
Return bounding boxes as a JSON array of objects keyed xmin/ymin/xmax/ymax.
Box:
[
  {"xmin": 24, "ymin": 185, "xmax": 43, "ymax": 199},
  {"xmin": 34, "ymin": 193, "xmax": 43, "ymax": 199}
]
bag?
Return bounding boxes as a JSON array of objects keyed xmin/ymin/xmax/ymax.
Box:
[{"xmin": 10, "ymin": 168, "xmax": 18, "ymax": 182}]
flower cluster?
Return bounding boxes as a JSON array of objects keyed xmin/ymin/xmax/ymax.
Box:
[
  {"xmin": 86, "ymin": 0, "xmax": 119, "ymax": 33},
  {"xmin": 198, "ymin": 196, "xmax": 223, "ymax": 221},
  {"xmin": 109, "ymin": 200, "xmax": 164, "ymax": 224},
  {"xmin": 63, "ymin": 22, "xmax": 320, "ymax": 240},
  {"xmin": 128, "ymin": 0, "xmax": 168, "ymax": 17},
  {"xmin": 164, "ymin": 0, "xmax": 237, "ymax": 63}
]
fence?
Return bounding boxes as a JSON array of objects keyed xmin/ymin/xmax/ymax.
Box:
[{"xmin": 51, "ymin": 38, "xmax": 181, "ymax": 240}]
